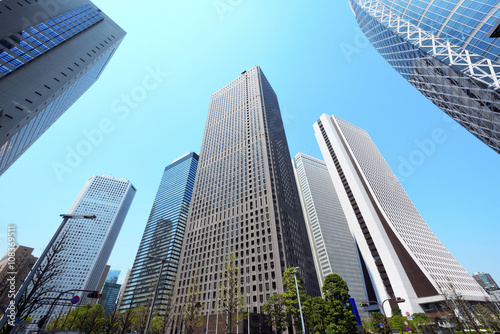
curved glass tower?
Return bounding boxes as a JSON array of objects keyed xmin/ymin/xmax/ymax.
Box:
[{"xmin": 349, "ymin": 0, "xmax": 500, "ymax": 153}]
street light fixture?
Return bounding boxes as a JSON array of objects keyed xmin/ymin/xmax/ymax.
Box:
[
  {"xmin": 145, "ymin": 255, "xmax": 169, "ymax": 334},
  {"xmin": 0, "ymin": 214, "xmax": 96, "ymax": 331},
  {"xmin": 292, "ymin": 267, "xmax": 306, "ymax": 334}
]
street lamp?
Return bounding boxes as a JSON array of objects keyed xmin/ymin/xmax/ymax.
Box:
[
  {"xmin": 292, "ymin": 267, "xmax": 306, "ymax": 334},
  {"xmin": 145, "ymin": 255, "xmax": 168, "ymax": 334},
  {"xmin": 0, "ymin": 214, "xmax": 96, "ymax": 330}
]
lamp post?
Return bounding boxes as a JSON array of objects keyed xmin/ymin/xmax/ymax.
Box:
[
  {"xmin": 145, "ymin": 255, "xmax": 168, "ymax": 334},
  {"xmin": 292, "ymin": 267, "xmax": 306, "ymax": 334},
  {"xmin": 360, "ymin": 297, "xmax": 405, "ymax": 333},
  {"xmin": 0, "ymin": 214, "xmax": 96, "ymax": 331}
]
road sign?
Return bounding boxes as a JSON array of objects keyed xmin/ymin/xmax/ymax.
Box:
[
  {"xmin": 71, "ymin": 295, "xmax": 80, "ymax": 304},
  {"xmin": 406, "ymin": 326, "xmax": 411, "ymax": 332},
  {"xmin": 406, "ymin": 311, "xmax": 411, "ymax": 317},
  {"xmin": 404, "ymin": 321, "xmax": 409, "ymax": 326},
  {"xmin": 407, "ymin": 316, "xmax": 413, "ymax": 320},
  {"xmin": 18, "ymin": 325, "xmax": 25, "ymax": 333}
]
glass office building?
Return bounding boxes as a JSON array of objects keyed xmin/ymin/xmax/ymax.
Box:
[
  {"xmin": 119, "ymin": 153, "xmax": 199, "ymax": 315},
  {"xmin": 349, "ymin": 0, "xmax": 500, "ymax": 153},
  {"xmin": 0, "ymin": 0, "xmax": 125, "ymax": 176}
]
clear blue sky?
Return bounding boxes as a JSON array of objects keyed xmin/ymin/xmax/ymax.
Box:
[{"xmin": 0, "ymin": 1, "xmax": 498, "ymax": 285}]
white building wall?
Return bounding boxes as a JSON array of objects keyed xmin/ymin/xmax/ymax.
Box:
[
  {"xmin": 314, "ymin": 114, "xmax": 484, "ymax": 316},
  {"xmin": 30, "ymin": 175, "xmax": 135, "ymax": 323}
]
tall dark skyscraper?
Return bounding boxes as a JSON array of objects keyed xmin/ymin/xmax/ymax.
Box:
[
  {"xmin": 173, "ymin": 66, "xmax": 319, "ymax": 322},
  {"xmin": 349, "ymin": 0, "xmax": 500, "ymax": 153},
  {"xmin": 120, "ymin": 153, "xmax": 199, "ymax": 315},
  {"xmin": 0, "ymin": 0, "xmax": 126, "ymax": 176}
]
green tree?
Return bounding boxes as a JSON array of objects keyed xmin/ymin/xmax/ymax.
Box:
[
  {"xmin": 262, "ymin": 294, "xmax": 289, "ymax": 334},
  {"xmin": 309, "ymin": 296, "xmax": 327, "ymax": 334},
  {"xmin": 130, "ymin": 305, "xmax": 149, "ymax": 334},
  {"xmin": 368, "ymin": 312, "xmax": 386, "ymax": 334},
  {"xmin": 282, "ymin": 267, "xmax": 311, "ymax": 334},
  {"xmin": 48, "ymin": 303, "xmax": 105, "ymax": 334},
  {"xmin": 320, "ymin": 274, "xmax": 358, "ymax": 334},
  {"xmin": 219, "ymin": 253, "xmax": 246, "ymax": 334}
]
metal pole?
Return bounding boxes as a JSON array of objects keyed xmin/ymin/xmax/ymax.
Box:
[
  {"xmin": 292, "ymin": 268, "xmax": 305, "ymax": 334},
  {"xmin": 247, "ymin": 307, "xmax": 250, "ymax": 334},
  {"xmin": 145, "ymin": 260, "xmax": 165, "ymax": 334},
  {"xmin": 0, "ymin": 214, "xmax": 94, "ymax": 331}
]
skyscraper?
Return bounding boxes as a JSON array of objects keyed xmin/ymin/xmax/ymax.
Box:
[
  {"xmin": 472, "ymin": 272, "xmax": 499, "ymax": 292},
  {"xmin": 0, "ymin": 0, "xmax": 126, "ymax": 176},
  {"xmin": 173, "ymin": 66, "xmax": 319, "ymax": 326},
  {"xmin": 349, "ymin": 0, "xmax": 500, "ymax": 153},
  {"xmin": 292, "ymin": 153, "xmax": 375, "ymax": 316},
  {"xmin": 119, "ymin": 153, "xmax": 199, "ymax": 314},
  {"xmin": 30, "ymin": 175, "xmax": 135, "ymax": 324},
  {"xmin": 314, "ymin": 114, "xmax": 484, "ymax": 316}
]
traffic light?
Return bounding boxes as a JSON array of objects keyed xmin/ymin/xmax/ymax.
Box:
[
  {"xmin": 360, "ymin": 301, "xmax": 370, "ymax": 307},
  {"xmin": 87, "ymin": 291, "xmax": 102, "ymax": 298}
]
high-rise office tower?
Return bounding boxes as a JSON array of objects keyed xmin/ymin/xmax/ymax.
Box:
[
  {"xmin": 116, "ymin": 269, "xmax": 131, "ymax": 310},
  {"xmin": 173, "ymin": 66, "xmax": 319, "ymax": 326},
  {"xmin": 119, "ymin": 152, "xmax": 199, "ymax": 315},
  {"xmin": 0, "ymin": 0, "xmax": 126, "ymax": 176},
  {"xmin": 292, "ymin": 153, "xmax": 375, "ymax": 316},
  {"xmin": 349, "ymin": 0, "xmax": 500, "ymax": 153},
  {"xmin": 472, "ymin": 272, "xmax": 499, "ymax": 292},
  {"xmin": 314, "ymin": 114, "xmax": 484, "ymax": 316},
  {"xmin": 30, "ymin": 175, "xmax": 135, "ymax": 323}
]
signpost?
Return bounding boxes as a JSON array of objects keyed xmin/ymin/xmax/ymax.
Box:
[{"xmin": 71, "ymin": 296, "xmax": 80, "ymax": 305}]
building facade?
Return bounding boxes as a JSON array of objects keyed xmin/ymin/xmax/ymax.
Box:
[
  {"xmin": 0, "ymin": 0, "xmax": 125, "ymax": 176},
  {"xmin": 472, "ymin": 272, "xmax": 499, "ymax": 292},
  {"xmin": 349, "ymin": 0, "xmax": 500, "ymax": 153},
  {"xmin": 99, "ymin": 282, "xmax": 121, "ymax": 316},
  {"xmin": 119, "ymin": 153, "xmax": 199, "ymax": 315},
  {"xmin": 30, "ymin": 175, "xmax": 135, "ymax": 324},
  {"xmin": 172, "ymin": 66, "xmax": 319, "ymax": 327},
  {"xmin": 314, "ymin": 114, "xmax": 484, "ymax": 316},
  {"xmin": 292, "ymin": 153, "xmax": 375, "ymax": 316},
  {"xmin": 0, "ymin": 246, "xmax": 37, "ymax": 316}
]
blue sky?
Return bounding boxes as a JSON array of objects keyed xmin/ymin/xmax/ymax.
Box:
[{"xmin": 0, "ymin": 1, "xmax": 499, "ymax": 285}]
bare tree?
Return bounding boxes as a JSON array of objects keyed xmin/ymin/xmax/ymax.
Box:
[
  {"xmin": 219, "ymin": 253, "xmax": 245, "ymax": 334},
  {"xmin": 9, "ymin": 229, "xmax": 70, "ymax": 328},
  {"xmin": 160, "ymin": 292, "xmax": 176, "ymax": 334},
  {"xmin": 437, "ymin": 279, "xmax": 481, "ymax": 333},
  {"xmin": 182, "ymin": 274, "xmax": 204, "ymax": 334}
]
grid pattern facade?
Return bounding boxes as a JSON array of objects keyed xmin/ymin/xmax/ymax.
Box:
[
  {"xmin": 472, "ymin": 272, "xmax": 499, "ymax": 291},
  {"xmin": 30, "ymin": 175, "xmax": 135, "ymax": 323},
  {"xmin": 350, "ymin": 0, "xmax": 500, "ymax": 153},
  {"xmin": 119, "ymin": 153, "xmax": 199, "ymax": 315},
  {"xmin": 0, "ymin": 0, "xmax": 125, "ymax": 176},
  {"xmin": 99, "ymin": 282, "xmax": 121, "ymax": 316},
  {"xmin": 315, "ymin": 114, "xmax": 484, "ymax": 314},
  {"xmin": 173, "ymin": 66, "xmax": 319, "ymax": 317},
  {"xmin": 292, "ymin": 153, "xmax": 368, "ymax": 311}
]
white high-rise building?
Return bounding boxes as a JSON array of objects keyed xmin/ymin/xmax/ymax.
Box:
[
  {"xmin": 31, "ymin": 175, "xmax": 135, "ymax": 324},
  {"xmin": 292, "ymin": 153, "xmax": 375, "ymax": 317},
  {"xmin": 314, "ymin": 114, "xmax": 484, "ymax": 316}
]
